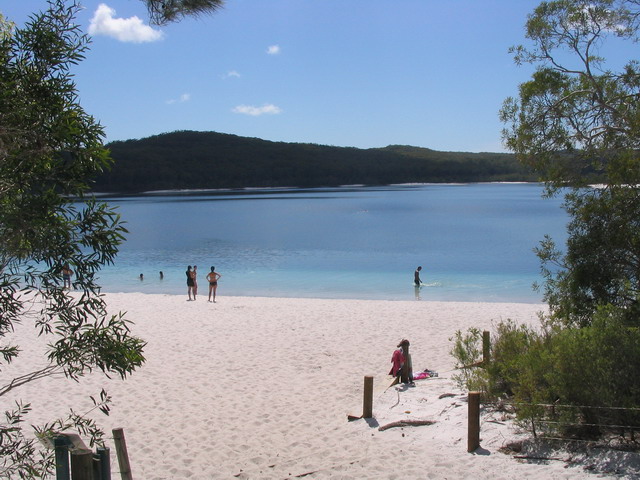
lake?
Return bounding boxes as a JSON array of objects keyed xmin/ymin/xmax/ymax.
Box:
[{"xmin": 94, "ymin": 183, "xmax": 568, "ymax": 303}]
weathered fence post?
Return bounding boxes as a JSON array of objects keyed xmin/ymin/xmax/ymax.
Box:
[
  {"xmin": 54, "ymin": 436, "xmax": 71, "ymax": 480},
  {"xmin": 468, "ymin": 391, "xmax": 481, "ymax": 452},
  {"xmin": 112, "ymin": 428, "xmax": 133, "ymax": 480},
  {"xmin": 97, "ymin": 446, "xmax": 111, "ymax": 480},
  {"xmin": 482, "ymin": 331, "xmax": 490, "ymax": 365},
  {"xmin": 71, "ymin": 450, "xmax": 94, "ymax": 480},
  {"xmin": 401, "ymin": 341, "xmax": 410, "ymax": 384},
  {"xmin": 363, "ymin": 375, "xmax": 374, "ymax": 418}
]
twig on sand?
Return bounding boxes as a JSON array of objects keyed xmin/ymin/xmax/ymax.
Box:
[
  {"xmin": 390, "ymin": 391, "xmax": 400, "ymax": 409},
  {"xmin": 378, "ymin": 419, "xmax": 436, "ymax": 431},
  {"xmin": 438, "ymin": 393, "xmax": 457, "ymax": 399},
  {"xmin": 287, "ymin": 459, "xmax": 361, "ymax": 478}
]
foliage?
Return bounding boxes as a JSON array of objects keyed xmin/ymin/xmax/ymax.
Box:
[
  {"xmin": 501, "ymin": 0, "xmax": 640, "ymax": 321},
  {"xmin": 548, "ymin": 307, "xmax": 640, "ymax": 438},
  {"xmin": 450, "ymin": 322, "xmax": 552, "ymax": 402},
  {"xmin": 449, "ymin": 328, "xmax": 487, "ymax": 392},
  {"xmin": 143, "ymin": 0, "xmax": 225, "ymax": 26},
  {"xmin": 493, "ymin": 0, "xmax": 640, "ymax": 441},
  {"xmin": 1, "ymin": 393, "xmax": 112, "ymax": 478},
  {"xmin": 454, "ymin": 315, "xmax": 640, "ymax": 441},
  {"xmin": 484, "ymin": 321, "xmax": 549, "ymax": 399},
  {"xmin": 0, "ymin": 1, "xmax": 146, "ymax": 477},
  {"xmin": 536, "ymin": 186, "xmax": 640, "ymax": 327},
  {"xmin": 94, "ymin": 130, "xmax": 535, "ymax": 193},
  {"xmin": 501, "ymin": 0, "xmax": 640, "ymax": 189}
]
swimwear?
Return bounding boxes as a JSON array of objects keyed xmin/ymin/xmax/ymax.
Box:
[
  {"xmin": 209, "ymin": 281, "xmax": 218, "ymax": 286},
  {"xmin": 186, "ymin": 271, "xmax": 194, "ymax": 286}
]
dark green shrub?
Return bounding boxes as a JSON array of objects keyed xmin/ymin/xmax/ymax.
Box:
[{"xmin": 544, "ymin": 306, "xmax": 640, "ymax": 440}]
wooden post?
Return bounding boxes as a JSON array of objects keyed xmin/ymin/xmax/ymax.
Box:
[
  {"xmin": 467, "ymin": 391, "xmax": 481, "ymax": 452},
  {"xmin": 482, "ymin": 331, "xmax": 490, "ymax": 365},
  {"xmin": 112, "ymin": 428, "xmax": 133, "ymax": 480},
  {"xmin": 97, "ymin": 447, "xmax": 111, "ymax": 480},
  {"xmin": 71, "ymin": 450, "xmax": 94, "ymax": 480},
  {"xmin": 363, "ymin": 375, "xmax": 374, "ymax": 418},
  {"xmin": 401, "ymin": 342, "xmax": 410, "ymax": 384},
  {"xmin": 54, "ymin": 436, "xmax": 71, "ymax": 480}
]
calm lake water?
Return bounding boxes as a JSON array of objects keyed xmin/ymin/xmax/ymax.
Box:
[{"xmin": 94, "ymin": 183, "xmax": 568, "ymax": 303}]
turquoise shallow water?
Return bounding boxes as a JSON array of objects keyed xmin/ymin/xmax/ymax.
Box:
[{"xmin": 92, "ymin": 183, "xmax": 567, "ymax": 302}]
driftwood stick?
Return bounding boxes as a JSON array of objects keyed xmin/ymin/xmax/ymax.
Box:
[{"xmin": 378, "ymin": 419, "xmax": 436, "ymax": 431}]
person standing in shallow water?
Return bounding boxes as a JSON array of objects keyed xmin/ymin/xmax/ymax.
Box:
[
  {"xmin": 414, "ymin": 266, "xmax": 423, "ymax": 287},
  {"xmin": 207, "ymin": 266, "xmax": 222, "ymax": 303},
  {"xmin": 186, "ymin": 265, "xmax": 195, "ymax": 300}
]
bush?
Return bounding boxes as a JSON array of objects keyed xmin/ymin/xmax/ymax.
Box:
[
  {"xmin": 450, "ymin": 310, "xmax": 640, "ymax": 442},
  {"xmin": 545, "ymin": 307, "xmax": 640, "ymax": 439},
  {"xmin": 450, "ymin": 328, "xmax": 487, "ymax": 392}
]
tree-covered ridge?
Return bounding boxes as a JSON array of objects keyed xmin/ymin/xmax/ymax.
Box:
[{"xmin": 93, "ymin": 130, "xmax": 535, "ymax": 193}]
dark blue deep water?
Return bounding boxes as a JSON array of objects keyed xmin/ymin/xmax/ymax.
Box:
[{"xmin": 94, "ymin": 183, "xmax": 568, "ymax": 302}]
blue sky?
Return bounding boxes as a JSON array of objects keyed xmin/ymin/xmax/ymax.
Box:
[{"xmin": 1, "ymin": 1, "xmax": 578, "ymax": 152}]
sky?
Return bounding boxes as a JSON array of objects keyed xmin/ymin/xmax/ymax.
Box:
[{"xmin": 0, "ymin": 0, "xmax": 612, "ymax": 152}]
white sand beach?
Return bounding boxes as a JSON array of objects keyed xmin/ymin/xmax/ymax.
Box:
[{"xmin": 5, "ymin": 293, "xmax": 640, "ymax": 479}]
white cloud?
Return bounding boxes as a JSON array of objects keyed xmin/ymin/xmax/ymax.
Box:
[
  {"xmin": 166, "ymin": 93, "xmax": 191, "ymax": 105},
  {"xmin": 222, "ymin": 70, "xmax": 241, "ymax": 79},
  {"xmin": 89, "ymin": 4, "xmax": 163, "ymax": 43},
  {"xmin": 232, "ymin": 104, "xmax": 282, "ymax": 116},
  {"xmin": 266, "ymin": 45, "xmax": 281, "ymax": 55}
]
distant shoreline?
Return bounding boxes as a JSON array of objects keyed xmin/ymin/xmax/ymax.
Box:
[
  {"xmin": 94, "ymin": 287, "xmax": 547, "ymax": 305},
  {"xmin": 90, "ymin": 180, "xmax": 541, "ymax": 198}
]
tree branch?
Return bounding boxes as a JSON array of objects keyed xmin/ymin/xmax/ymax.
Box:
[{"xmin": 0, "ymin": 365, "xmax": 63, "ymax": 397}]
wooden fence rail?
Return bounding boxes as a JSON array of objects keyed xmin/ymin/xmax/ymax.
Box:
[{"xmin": 53, "ymin": 429, "xmax": 131, "ymax": 480}]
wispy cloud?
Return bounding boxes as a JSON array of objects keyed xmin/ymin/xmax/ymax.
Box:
[
  {"xmin": 232, "ymin": 104, "xmax": 282, "ymax": 116},
  {"xmin": 222, "ymin": 70, "xmax": 241, "ymax": 79},
  {"xmin": 266, "ymin": 45, "xmax": 281, "ymax": 55},
  {"xmin": 166, "ymin": 93, "xmax": 191, "ymax": 105},
  {"xmin": 89, "ymin": 3, "xmax": 163, "ymax": 43}
]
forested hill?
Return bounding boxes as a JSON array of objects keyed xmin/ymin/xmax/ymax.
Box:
[{"xmin": 93, "ymin": 130, "xmax": 534, "ymax": 193}]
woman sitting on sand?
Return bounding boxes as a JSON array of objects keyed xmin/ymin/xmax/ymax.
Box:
[
  {"xmin": 207, "ymin": 266, "xmax": 222, "ymax": 303},
  {"xmin": 390, "ymin": 339, "xmax": 414, "ymax": 384}
]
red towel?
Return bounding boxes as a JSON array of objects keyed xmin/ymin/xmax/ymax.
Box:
[{"xmin": 389, "ymin": 348, "xmax": 405, "ymax": 376}]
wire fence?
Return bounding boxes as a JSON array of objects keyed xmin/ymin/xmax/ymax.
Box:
[{"xmin": 482, "ymin": 399, "xmax": 640, "ymax": 443}]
